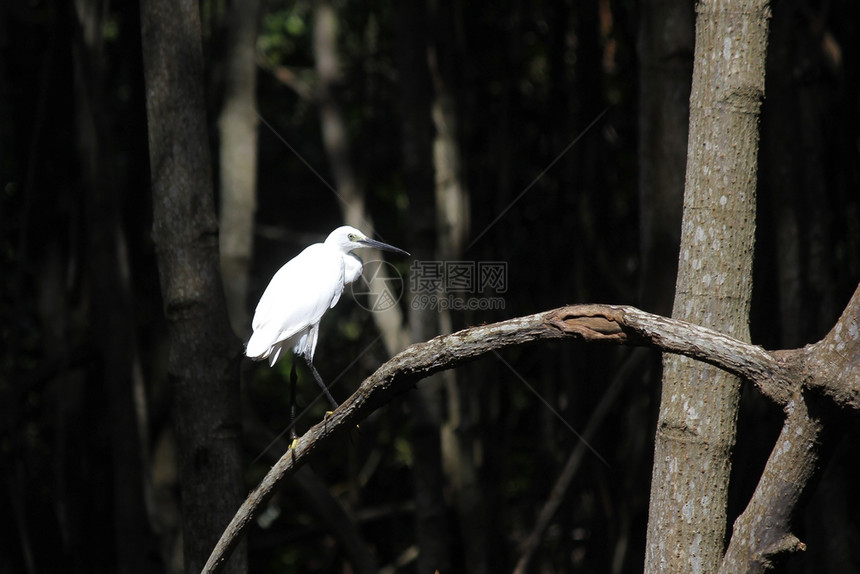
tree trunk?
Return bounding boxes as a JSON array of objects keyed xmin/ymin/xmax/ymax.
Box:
[
  {"xmin": 634, "ymin": 5, "xmax": 695, "ymax": 570},
  {"xmin": 645, "ymin": 1, "xmax": 771, "ymax": 573},
  {"xmin": 218, "ymin": 0, "xmax": 260, "ymax": 338},
  {"xmin": 139, "ymin": 1, "xmax": 247, "ymax": 572}
]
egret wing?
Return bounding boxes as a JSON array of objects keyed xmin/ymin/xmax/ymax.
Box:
[{"xmin": 246, "ymin": 244, "xmax": 346, "ymax": 360}]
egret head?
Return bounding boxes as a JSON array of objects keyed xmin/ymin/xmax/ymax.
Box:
[{"xmin": 325, "ymin": 226, "xmax": 410, "ymax": 256}]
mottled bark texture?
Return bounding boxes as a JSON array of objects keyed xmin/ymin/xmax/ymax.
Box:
[
  {"xmin": 203, "ymin": 297, "xmax": 860, "ymax": 573},
  {"xmin": 719, "ymin": 284, "xmax": 860, "ymax": 573},
  {"xmin": 140, "ymin": 1, "xmax": 246, "ymax": 572},
  {"xmin": 645, "ymin": 1, "xmax": 771, "ymax": 573}
]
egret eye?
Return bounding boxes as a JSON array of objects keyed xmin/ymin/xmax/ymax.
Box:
[{"xmin": 348, "ymin": 233, "xmax": 358, "ymax": 241}]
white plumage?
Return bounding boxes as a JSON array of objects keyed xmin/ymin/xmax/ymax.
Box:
[
  {"xmin": 245, "ymin": 225, "xmax": 409, "ymax": 414},
  {"xmin": 246, "ymin": 241, "xmax": 351, "ymax": 366}
]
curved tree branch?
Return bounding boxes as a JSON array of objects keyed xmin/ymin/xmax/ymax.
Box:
[
  {"xmin": 801, "ymin": 283, "xmax": 860, "ymax": 409},
  {"xmin": 548, "ymin": 305, "xmax": 795, "ymax": 405},
  {"xmin": 719, "ymin": 283, "xmax": 860, "ymax": 573},
  {"xmin": 718, "ymin": 393, "xmax": 821, "ymax": 574},
  {"xmin": 202, "ymin": 303, "xmax": 801, "ymax": 573},
  {"xmin": 244, "ymin": 422, "xmax": 377, "ymax": 574}
]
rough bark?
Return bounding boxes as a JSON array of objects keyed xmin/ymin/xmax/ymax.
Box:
[
  {"xmin": 201, "ymin": 297, "xmax": 858, "ymax": 573},
  {"xmin": 244, "ymin": 423, "xmax": 378, "ymax": 574},
  {"xmin": 719, "ymin": 283, "xmax": 860, "ymax": 572},
  {"xmin": 718, "ymin": 395, "xmax": 821, "ymax": 573},
  {"xmin": 218, "ymin": 0, "xmax": 260, "ymax": 338},
  {"xmin": 636, "ymin": 3, "xmax": 694, "ymax": 565},
  {"xmin": 644, "ymin": 2, "xmax": 771, "ymax": 573},
  {"xmin": 139, "ymin": 1, "xmax": 246, "ymax": 572},
  {"xmin": 801, "ymin": 284, "xmax": 860, "ymax": 409}
]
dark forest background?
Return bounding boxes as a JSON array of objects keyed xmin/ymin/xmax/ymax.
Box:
[{"xmin": 2, "ymin": 1, "xmax": 859, "ymax": 573}]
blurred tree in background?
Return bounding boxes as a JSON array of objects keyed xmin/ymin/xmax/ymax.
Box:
[{"xmin": 1, "ymin": 0, "xmax": 859, "ymax": 573}]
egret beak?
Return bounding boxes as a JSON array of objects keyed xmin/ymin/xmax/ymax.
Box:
[{"xmin": 358, "ymin": 237, "xmax": 410, "ymax": 257}]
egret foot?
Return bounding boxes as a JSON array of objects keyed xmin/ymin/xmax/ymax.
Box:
[
  {"xmin": 322, "ymin": 410, "xmax": 334, "ymax": 428},
  {"xmin": 289, "ymin": 437, "xmax": 299, "ymax": 450}
]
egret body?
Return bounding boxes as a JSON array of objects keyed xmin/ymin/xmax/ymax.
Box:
[{"xmin": 246, "ymin": 226, "xmax": 409, "ymax": 433}]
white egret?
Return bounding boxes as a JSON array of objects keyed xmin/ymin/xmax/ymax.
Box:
[{"xmin": 246, "ymin": 226, "xmax": 409, "ymax": 436}]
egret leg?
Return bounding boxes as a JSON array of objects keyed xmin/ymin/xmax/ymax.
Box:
[
  {"xmin": 304, "ymin": 357, "xmax": 339, "ymax": 410},
  {"xmin": 289, "ymin": 361, "xmax": 299, "ymax": 443}
]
